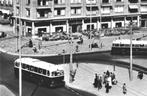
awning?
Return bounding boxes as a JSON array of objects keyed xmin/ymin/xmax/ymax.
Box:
[{"xmin": 129, "ymin": 5, "xmax": 138, "ymax": 9}]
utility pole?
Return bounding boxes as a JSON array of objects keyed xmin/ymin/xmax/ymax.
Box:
[
  {"xmin": 69, "ymin": 27, "xmax": 73, "ymax": 83},
  {"xmin": 130, "ymin": 17, "xmax": 133, "ymax": 81},
  {"xmin": 89, "ymin": 0, "xmax": 92, "ymax": 51},
  {"xmin": 19, "ymin": 0, "xmax": 22, "ymax": 95}
]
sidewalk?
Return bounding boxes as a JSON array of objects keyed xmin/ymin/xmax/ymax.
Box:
[
  {"xmin": 63, "ymin": 63, "xmax": 147, "ymax": 96},
  {"xmin": 0, "ymin": 84, "xmax": 15, "ymax": 96}
]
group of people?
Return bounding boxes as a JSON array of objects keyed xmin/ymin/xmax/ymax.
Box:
[
  {"xmin": 93, "ymin": 70, "xmax": 117, "ymax": 93},
  {"xmin": 137, "ymin": 71, "xmax": 144, "ymax": 80}
]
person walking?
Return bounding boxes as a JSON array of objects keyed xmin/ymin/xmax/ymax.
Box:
[
  {"xmin": 122, "ymin": 83, "xmax": 127, "ymax": 95},
  {"xmin": 29, "ymin": 39, "xmax": 33, "ymax": 47},
  {"xmin": 93, "ymin": 74, "xmax": 98, "ymax": 88},
  {"xmin": 105, "ymin": 81, "xmax": 109, "ymax": 93}
]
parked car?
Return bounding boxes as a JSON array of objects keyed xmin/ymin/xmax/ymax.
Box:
[
  {"xmin": 49, "ymin": 35, "xmax": 61, "ymax": 41},
  {"xmin": 42, "ymin": 34, "xmax": 51, "ymax": 41},
  {"xmin": 0, "ymin": 31, "xmax": 7, "ymax": 38}
]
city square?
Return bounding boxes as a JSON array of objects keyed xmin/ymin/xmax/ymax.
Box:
[{"xmin": 1, "ymin": 0, "xmax": 147, "ymax": 96}]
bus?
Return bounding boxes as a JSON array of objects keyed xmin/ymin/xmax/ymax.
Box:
[
  {"xmin": 14, "ymin": 58, "xmax": 65, "ymax": 88},
  {"xmin": 111, "ymin": 39, "xmax": 147, "ymax": 55}
]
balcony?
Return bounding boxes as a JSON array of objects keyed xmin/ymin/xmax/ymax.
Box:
[
  {"xmin": 129, "ymin": 0, "xmax": 138, "ymax": 3},
  {"xmin": 37, "ymin": 8, "xmax": 52, "ymax": 18},
  {"xmin": 115, "ymin": 0, "xmax": 124, "ymax": 5},
  {"xmin": 101, "ymin": 6, "xmax": 112, "ymax": 15},
  {"xmin": 101, "ymin": 0, "xmax": 110, "ymax": 4},
  {"xmin": 86, "ymin": 7, "xmax": 98, "ymax": 16},
  {"xmin": 128, "ymin": 5, "xmax": 138, "ymax": 13},
  {"xmin": 141, "ymin": 0, "xmax": 147, "ymax": 3},
  {"xmin": 140, "ymin": 5, "xmax": 147, "ymax": 13}
]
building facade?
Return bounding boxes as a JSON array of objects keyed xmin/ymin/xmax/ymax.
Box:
[
  {"xmin": 13, "ymin": 0, "xmax": 147, "ymax": 37},
  {"xmin": 0, "ymin": 0, "xmax": 13, "ymax": 14}
]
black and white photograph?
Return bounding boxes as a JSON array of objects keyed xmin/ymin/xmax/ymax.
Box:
[{"xmin": 0, "ymin": 0, "xmax": 147, "ymax": 96}]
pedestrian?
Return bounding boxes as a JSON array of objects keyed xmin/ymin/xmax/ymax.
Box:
[
  {"xmin": 97, "ymin": 75, "xmax": 101, "ymax": 90},
  {"xmin": 105, "ymin": 81, "xmax": 109, "ymax": 93},
  {"xmin": 93, "ymin": 74, "xmax": 98, "ymax": 88},
  {"xmin": 107, "ymin": 76, "xmax": 112, "ymax": 89},
  {"xmin": 38, "ymin": 40, "xmax": 42, "ymax": 50},
  {"xmin": 76, "ymin": 45, "xmax": 79, "ymax": 52},
  {"xmin": 99, "ymin": 76, "xmax": 103, "ymax": 89},
  {"xmin": 29, "ymin": 39, "xmax": 33, "ymax": 47},
  {"xmin": 33, "ymin": 46, "xmax": 37, "ymax": 53},
  {"xmin": 103, "ymin": 72, "xmax": 107, "ymax": 84},
  {"xmin": 137, "ymin": 71, "xmax": 143, "ymax": 80},
  {"xmin": 122, "ymin": 83, "xmax": 127, "ymax": 95},
  {"xmin": 106, "ymin": 70, "xmax": 110, "ymax": 77}
]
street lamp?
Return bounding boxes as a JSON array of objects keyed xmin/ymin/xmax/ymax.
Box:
[
  {"xmin": 89, "ymin": 0, "xmax": 92, "ymax": 51},
  {"xmin": 18, "ymin": 0, "xmax": 23, "ymax": 96},
  {"xmin": 62, "ymin": 49, "xmax": 65, "ymax": 64},
  {"xmin": 130, "ymin": 17, "xmax": 133, "ymax": 81},
  {"xmin": 69, "ymin": 27, "xmax": 73, "ymax": 83}
]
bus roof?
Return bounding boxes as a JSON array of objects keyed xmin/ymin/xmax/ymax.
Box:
[
  {"xmin": 14, "ymin": 58, "xmax": 63, "ymax": 71},
  {"xmin": 112, "ymin": 39, "xmax": 147, "ymax": 45}
]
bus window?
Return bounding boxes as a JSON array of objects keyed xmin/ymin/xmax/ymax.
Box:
[
  {"xmin": 47, "ymin": 71, "xmax": 50, "ymax": 76},
  {"xmin": 30, "ymin": 66, "xmax": 34, "ymax": 71},
  {"xmin": 140, "ymin": 44, "xmax": 144, "ymax": 47},
  {"xmin": 135, "ymin": 44, "xmax": 140, "ymax": 48},
  {"xmin": 52, "ymin": 72, "xmax": 57, "ymax": 76},
  {"xmin": 120, "ymin": 44, "xmax": 124, "ymax": 47},
  {"xmin": 113, "ymin": 44, "xmax": 119, "ymax": 47},
  {"xmin": 22, "ymin": 64, "xmax": 27, "ymax": 69},
  {"xmin": 38, "ymin": 68, "xmax": 43, "ymax": 74},
  {"xmin": 125, "ymin": 44, "xmax": 130, "ymax": 47},
  {"xmin": 26, "ymin": 65, "xmax": 29, "ymax": 70},
  {"xmin": 34, "ymin": 67, "xmax": 38, "ymax": 72},
  {"xmin": 15, "ymin": 62, "xmax": 20, "ymax": 67},
  {"xmin": 115, "ymin": 44, "xmax": 119, "ymax": 47},
  {"xmin": 43, "ymin": 69, "xmax": 46, "ymax": 75}
]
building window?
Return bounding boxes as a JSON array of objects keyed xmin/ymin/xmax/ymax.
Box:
[
  {"xmin": 54, "ymin": 8, "xmax": 65, "ymax": 16},
  {"xmin": 71, "ymin": 0, "xmax": 81, "ymax": 4},
  {"xmin": 26, "ymin": 0, "xmax": 30, "ymax": 5},
  {"xmin": 114, "ymin": 5, "xmax": 124, "ymax": 13},
  {"xmin": 87, "ymin": 24, "xmax": 94, "ymax": 31},
  {"xmin": 86, "ymin": 0, "xmax": 96, "ymax": 4},
  {"xmin": 37, "ymin": 8, "xmax": 52, "ymax": 18},
  {"xmin": 38, "ymin": 0, "xmax": 50, "ymax": 6},
  {"xmin": 86, "ymin": 7, "xmax": 98, "ymax": 15},
  {"xmin": 128, "ymin": 5, "xmax": 138, "ymax": 13},
  {"xmin": 129, "ymin": 0, "xmax": 138, "ymax": 3},
  {"xmin": 54, "ymin": 0, "xmax": 65, "ymax": 4},
  {"xmin": 141, "ymin": 0, "xmax": 147, "ymax": 2},
  {"xmin": 101, "ymin": 6, "xmax": 111, "ymax": 14},
  {"xmin": 71, "ymin": 7, "xmax": 81, "ymax": 15},
  {"xmin": 102, "ymin": 0, "xmax": 109, "ymax": 3},
  {"xmin": 116, "ymin": 0, "xmax": 123, "ymax": 2},
  {"xmin": 26, "ymin": 8, "xmax": 30, "ymax": 17},
  {"xmin": 115, "ymin": 22, "xmax": 122, "ymax": 28},
  {"xmin": 140, "ymin": 5, "xmax": 147, "ymax": 12},
  {"xmin": 16, "ymin": 7, "xmax": 19, "ymax": 15}
]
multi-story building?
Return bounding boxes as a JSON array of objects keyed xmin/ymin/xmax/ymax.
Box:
[
  {"xmin": 0, "ymin": 0, "xmax": 13, "ymax": 14},
  {"xmin": 0, "ymin": 0, "xmax": 12, "ymax": 6},
  {"xmin": 13, "ymin": 0, "xmax": 147, "ymax": 37}
]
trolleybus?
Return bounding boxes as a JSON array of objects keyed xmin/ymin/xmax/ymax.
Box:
[
  {"xmin": 111, "ymin": 39, "xmax": 147, "ymax": 55},
  {"xmin": 14, "ymin": 58, "xmax": 65, "ymax": 88}
]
